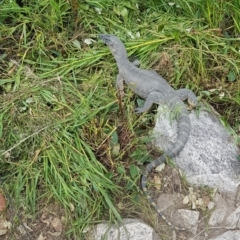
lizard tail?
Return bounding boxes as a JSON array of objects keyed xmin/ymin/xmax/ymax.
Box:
[{"xmin": 141, "ymin": 107, "xmax": 191, "ymax": 230}]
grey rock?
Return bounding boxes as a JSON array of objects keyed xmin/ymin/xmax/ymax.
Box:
[
  {"xmin": 156, "ymin": 193, "xmax": 199, "ymax": 234},
  {"xmin": 209, "ymin": 206, "xmax": 228, "ymax": 227},
  {"xmin": 90, "ymin": 219, "xmax": 161, "ymax": 240},
  {"xmin": 225, "ymin": 206, "xmax": 240, "ymax": 229},
  {"xmin": 153, "ymin": 106, "xmax": 240, "ymax": 194},
  {"xmin": 208, "ymin": 193, "xmax": 230, "ymax": 227},
  {"xmin": 208, "ymin": 230, "xmax": 240, "ymax": 240},
  {"xmin": 177, "ymin": 209, "xmax": 199, "ymax": 234}
]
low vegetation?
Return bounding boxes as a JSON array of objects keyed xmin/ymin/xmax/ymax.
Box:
[{"xmin": 0, "ymin": 0, "xmax": 239, "ymax": 239}]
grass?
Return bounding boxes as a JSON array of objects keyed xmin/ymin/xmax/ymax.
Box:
[{"xmin": 0, "ymin": 0, "xmax": 239, "ymax": 239}]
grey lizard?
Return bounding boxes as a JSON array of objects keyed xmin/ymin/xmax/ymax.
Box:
[{"xmin": 100, "ymin": 34, "xmax": 197, "ymax": 230}]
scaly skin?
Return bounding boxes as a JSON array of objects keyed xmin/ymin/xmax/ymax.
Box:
[{"xmin": 100, "ymin": 34, "xmax": 197, "ymax": 230}]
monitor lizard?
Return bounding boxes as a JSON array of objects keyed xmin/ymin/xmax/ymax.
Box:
[{"xmin": 100, "ymin": 34, "xmax": 198, "ymax": 230}]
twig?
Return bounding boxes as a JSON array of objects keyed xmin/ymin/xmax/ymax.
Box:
[{"xmin": 1, "ymin": 126, "xmax": 49, "ymax": 156}]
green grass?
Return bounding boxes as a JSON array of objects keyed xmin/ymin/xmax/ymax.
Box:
[{"xmin": 0, "ymin": 0, "xmax": 240, "ymax": 239}]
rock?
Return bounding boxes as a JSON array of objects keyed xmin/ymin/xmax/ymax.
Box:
[
  {"xmin": 207, "ymin": 201, "xmax": 215, "ymax": 210},
  {"xmin": 208, "ymin": 230, "xmax": 240, "ymax": 240},
  {"xmin": 235, "ymin": 185, "xmax": 240, "ymax": 207},
  {"xmin": 177, "ymin": 209, "xmax": 199, "ymax": 234},
  {"xmin": 208, "ymin": 206, "xmax": 227, "ymax": 227},
  {"xmin": 89, "ymin": 219, "xmax": 161, "ymax": 240},
  {"xmin": 156, "ymin": 193, "xmax": 199, "ymax": 234},
  {"xmin": 152, "ymin": 105, "xmax": 240, "ymax": 194},
  {"xmin": 224, "ymin": 206, "xmax": 240, "ymax": 229},
  {"xmin": 208, "ymin": 193, "xmax": 230, "ymax": 227}
]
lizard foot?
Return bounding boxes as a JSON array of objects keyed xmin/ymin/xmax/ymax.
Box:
[{"xmin": 117, "ymin": 90, "xmax": 125, "ymax": 99}]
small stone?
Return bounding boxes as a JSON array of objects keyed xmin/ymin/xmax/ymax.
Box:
[
  {"xmin": 208, "ymin": 201, "xmax": 215, "ymax": 210},
  {"xmin": 91, "ymin": 219, "xmax": 161, "ymax": 240}
]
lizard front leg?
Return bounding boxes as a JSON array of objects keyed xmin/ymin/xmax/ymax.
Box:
[
  {"xmin": 131, "ymin": 58, "xmax": 140, "ymax": 67},
  {"xmin": 116, "ymin": 74, "xmax": 125, "ymax": 99},
  {"xmin": 175, "ymin": 88, "xmax": 198, "ymax": 108},
  {"xmin": 135, "ymin": 91, "xmax": 165, "ymax": 113}
]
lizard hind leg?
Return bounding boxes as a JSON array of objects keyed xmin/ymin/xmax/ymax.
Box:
[
  {"xmin": 175, "ymin": 88, "xmax": 198, "ymax": 108},
  {"xmin": 135, "ymin": 91, "xmax": 165, "ymax": 113}
]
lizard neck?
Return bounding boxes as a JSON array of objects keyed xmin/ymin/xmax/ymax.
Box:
[
  {"xmin": 116, "ymin": 58, "xmax": 131, "ymax": 71},
  {"xmin": 114, "ymin": 51, "xmax": 129, "ymax": 65},
  {"xmin": 110, "ymin": 43, "xmax": 131, "ymax": 70}
]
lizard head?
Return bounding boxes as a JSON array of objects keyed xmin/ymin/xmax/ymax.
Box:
[
  {"xmin": 99, "ymin": 34, "xmax": 128, "ymax": 61},
  {"xmin": 99, "ymin": 34, "xmax": 119, "ymax": 47}
]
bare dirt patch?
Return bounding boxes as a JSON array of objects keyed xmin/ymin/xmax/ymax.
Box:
[{"xmin": 1, "ymin": 202, "xmax": 67, "ymax": 240}]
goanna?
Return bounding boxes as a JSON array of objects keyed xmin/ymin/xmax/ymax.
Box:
[{"xmin": 100, "ymin": 34, "xmax": 197, "ymax": 230}]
